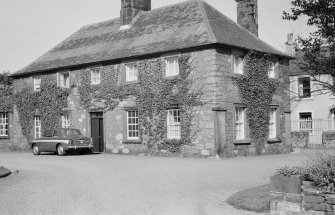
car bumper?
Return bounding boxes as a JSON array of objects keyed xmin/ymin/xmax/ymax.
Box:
[{"xmin": 67, "ymin": 144, "xmax": 93, "ymax": 150}]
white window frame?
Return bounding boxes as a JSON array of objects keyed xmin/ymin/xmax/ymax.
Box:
[
  {"xmin": 91, "ymin": 69, "xmax": 101, "ymax": 85},
  {"xmin": 235, "ymin": 107, "xmax": 245, "ymax": 140},
  {"xmin": 34, "ymin": 116, "xmax": 41, "ymax": 138},
  {"xmin": 269, "ymin": 108, "xmax": 277, "ymax": 138},
  {"xmin": 298, "ymin": 77, "xmax": 311, "ymax": 98},
  {"xmin": 268, "ymin": 62, "xmax": 276, "ymax": 79},
  {"xmin": 57, "ymin": 71, "xmax": 70, "ymax": 88},
  {"xmin": 34, "ymin": 78, "xmax": 41, "ymax": 92},
  {"xmin": 0, "ymin": 113, "xmax": 9, "ymax": 137},
  {"xmin": 125, "ymin": 63, "xmax": 138, "ymax": 82},
  {"xmin": 61, "ymin": 115, "xmax": 70, "ymax": 128},
  {"xmin": 167, "ymin": 109, "xmax": 181, "ymax": 139},
  {"xmin": 165, "ymin": 56, "xmax": 180, "ymax": 77},
  {"xmin": 127, "ymin": 110, "xmax": 139, "ymax": 139},
  {"xmin": 233, "ymin": 56, "xmax": 243, "ymax": 74}
]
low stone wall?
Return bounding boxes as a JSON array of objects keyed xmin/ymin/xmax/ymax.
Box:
[
  {"xmin": 322, "ymin": 131, "xmax": 335, "ymax": 149},
  {"xmin": 270, "ymin": 175, "xmax": 335, "ymax": 215},
  {"xmin": 291, "ymin": 131, "xmax": 309, "ymax": 149}
]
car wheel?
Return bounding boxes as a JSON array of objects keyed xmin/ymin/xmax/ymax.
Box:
[
  {"xmin": 32, "ymin": 144, "xmax": 41, "ymax": 155},
  {"xmin": 57, "ymin": 144, "xmax": 66, "ymax": 156}
]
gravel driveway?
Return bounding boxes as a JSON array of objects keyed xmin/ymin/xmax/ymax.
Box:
[{"xmin": 0, "ymin": 150, "xmax": 317, "ymax": 215}]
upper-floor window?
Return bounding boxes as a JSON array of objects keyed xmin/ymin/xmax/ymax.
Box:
[
  {"xmin": 91, "ymin": 69, "xmax": 101, "ymax": 85},
  {"xmin": 235, "ymin": 107, "xmax": 246, "ymax": 140},
  {"xmin": 165, "ymin": 56, "xmax": 179, "ymax": 77},
  {"xmin": 34, "ymin": 78, "xmax": 41, "ymax": 92},
  {"xmin": 167, "ymin": 109, "xmax": 181, "ymax": 139},
  {"xmin": 298, "ymin": 77, "xmax": 311, "ymax": 98},
  {"xmin": 61, "ymin": 115, "xmax": 70, "ymax": 128},
  {"xmin": 126, "ymin": 63, "xmax": 138, "ymax": 82},
  {"xmin": 233, "ymin": 56, "xmax": 243, "ymax": 74},
  {"xmin": 127, "ymin": 110, "xmax": 139, "ymax": 139},
  {"xmin": 0, "ymin": 113, "xmax": 9, "ymax": 137},
  {"xmin": 34, "ymin": 116, "xmax": 41, "ymax": 138},
  {"xmin": 57, "ymin": 71, "xmax": 70, "ymax": 88},
  {"xmin": 269, "ymin": 108, "xmax": 277, "ymax": 138},
  {"xmin": 268, "ymin": 62, "xmax": 276, "ymax": 78}
]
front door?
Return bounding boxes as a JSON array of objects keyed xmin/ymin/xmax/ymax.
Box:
[{"xmin": 90, "ymin": 112, "xmax": 104, "ymax": 152}]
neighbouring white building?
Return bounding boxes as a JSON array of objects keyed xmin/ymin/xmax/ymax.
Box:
[{"xmin": 287, "ymin": 34, "xmax": 335, "ymax": 145}]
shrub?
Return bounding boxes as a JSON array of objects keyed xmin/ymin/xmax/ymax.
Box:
[
  {"xmin": 303, "ymin": 152, "xmax": 335, "ymax": 193},
  {"xmin": 275, "ymin": 166, "xmax": 303, "ymax": 177}
]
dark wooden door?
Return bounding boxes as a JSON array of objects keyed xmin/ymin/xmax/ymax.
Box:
[{"xmin": 91, "ymin": 112, "xmax": 104, "ymax": 152}]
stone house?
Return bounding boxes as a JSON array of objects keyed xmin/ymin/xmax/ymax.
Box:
[{"xmin": 1, "ymin": 0, "xmax": 292, "ymax": 156}]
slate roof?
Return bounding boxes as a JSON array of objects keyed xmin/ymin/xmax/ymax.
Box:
[{"xmin": 13, "ymin": 0, "xmax": 289, "ymax": 77}]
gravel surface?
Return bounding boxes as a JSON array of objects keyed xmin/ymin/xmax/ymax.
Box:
[{"xmin": 0, "ymin": 150, "xmax": 317, "ymax": 215}]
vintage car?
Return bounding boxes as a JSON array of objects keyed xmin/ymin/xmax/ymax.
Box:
[{"xmin": 29, "ymin": 128, "xmax": 94, "ymax": 156}]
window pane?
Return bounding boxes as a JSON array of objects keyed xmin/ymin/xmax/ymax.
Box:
[{"xmin": 127, "ymin": 111, "xmax": 139, "ymax": 139}]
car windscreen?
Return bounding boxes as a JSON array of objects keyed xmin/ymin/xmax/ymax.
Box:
[{"xmin": 65, "ymin": 129, "xmax": 82, "ymax": 136}]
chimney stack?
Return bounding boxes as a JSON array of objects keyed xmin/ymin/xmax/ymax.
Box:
[
  {"xmin": 285, "ymin": 33, "xmax": 296, "ymax": 56},
  {"xmin": 120, "ymin": 0, "xmax": 151, "ymax": 26},
  {"xmin": 235, "ymin": 0, "xmax": 258, "ymax": 37}
]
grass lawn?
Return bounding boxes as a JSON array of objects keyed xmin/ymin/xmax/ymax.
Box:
[{"xmin": 226, "ymin": 184, "xmax": 277, "ymax": 213}]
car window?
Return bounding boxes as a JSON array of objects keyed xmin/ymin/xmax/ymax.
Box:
[{"xmin": 53, "ymin": 130, "xmax": 58, "ymax": 137}]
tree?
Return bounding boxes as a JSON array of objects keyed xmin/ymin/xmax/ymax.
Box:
[{"xmin": 283, "ymin": 0, "xmax": 335, "ymax": 94}]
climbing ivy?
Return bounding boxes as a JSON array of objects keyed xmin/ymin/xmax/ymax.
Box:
[
  {"xmin": 78, "ymin": 54, "xmax": 204, "ymax": 154},
  {"xmin": 233, "ymin": 51, "xmax": 279, "ymax": 155},
  {"xmin": 0, "ymin": 87, "xmax": 13, "ymax": 113},
  {"xmin": 14, "ymin": 75, "xmax": 70, "ymax": 141}
]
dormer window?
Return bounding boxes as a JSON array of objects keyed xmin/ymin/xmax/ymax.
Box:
[
  {"xmin": 233, "ymin": 56, "xmax": 243, "ymax": 74},
  {"xmin": 165, "ymin": 56, "xmax": 179, "ymax": 77},
  {"xmin": 91, "ymin": 69, "xmax": 101, "ymax": 85},
  {"xmin": 268, "ymin": 62, "xmax": 276, "ymax": 78},
  {"xmin": 57, "ymin": 71, "xmax": 70, "ymax": 88},
  {"xmin": 126, "ymin": 63, "xmax": 138, "ymax": 82},
  {"xmin": 34, "ymin": 78, "xmax": 41, "ymax": 92}
]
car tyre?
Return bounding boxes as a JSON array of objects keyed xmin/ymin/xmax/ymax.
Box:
[
  {"xmin": 32, "ymin": 144, "xmax": 41, "ymax": 155},
  {"xmin": 57, "ymin": 144, "xmax": 66, "ymax": 156}
]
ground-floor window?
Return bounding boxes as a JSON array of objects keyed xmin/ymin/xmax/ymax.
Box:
[
  {"xmin": 61, "ymin": 115, "xmax": 70, "ymax": 128},
  {"xmin": 299, "ymin": 112, "xmax": 312, "ymax": 132},
  {"xmin": 167, "ymin": 109, "xmax": 180, "ymax": 139},
  {"xmin": 127, "ymin": 111, "xmax": 139, "ymax": 139},
  {"xmin": 269, "ymin": 108, "xmax": 277, "ymax": 138},
  {"xmin": 235, "ymin": 107, "xmax": 246, "ymax": 140},
  {"xmin": 34, "ymin": 116, "xmax": 41, "ymax": 138},
  {"xmin": 0, "ymin": 113, "xmax": 9, "ymax": 137}
]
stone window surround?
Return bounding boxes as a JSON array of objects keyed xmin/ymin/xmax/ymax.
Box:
[
  {"xmin": 0, "ymin": 113, "xmax": 9, "ymax": 139},
  {"xmin": 231, "ymin": 49, "xmax": 245, "ymax": 75}
]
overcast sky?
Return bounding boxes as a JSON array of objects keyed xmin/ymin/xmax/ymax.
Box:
[{"xmin": 0, "ymin": 0, "xmax": 311, "ymax": 73}]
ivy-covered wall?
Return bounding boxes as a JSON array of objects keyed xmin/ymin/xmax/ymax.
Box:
[{"xmin": 2, "ymin": 47, "xmax": 292, "ymax": 156}]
